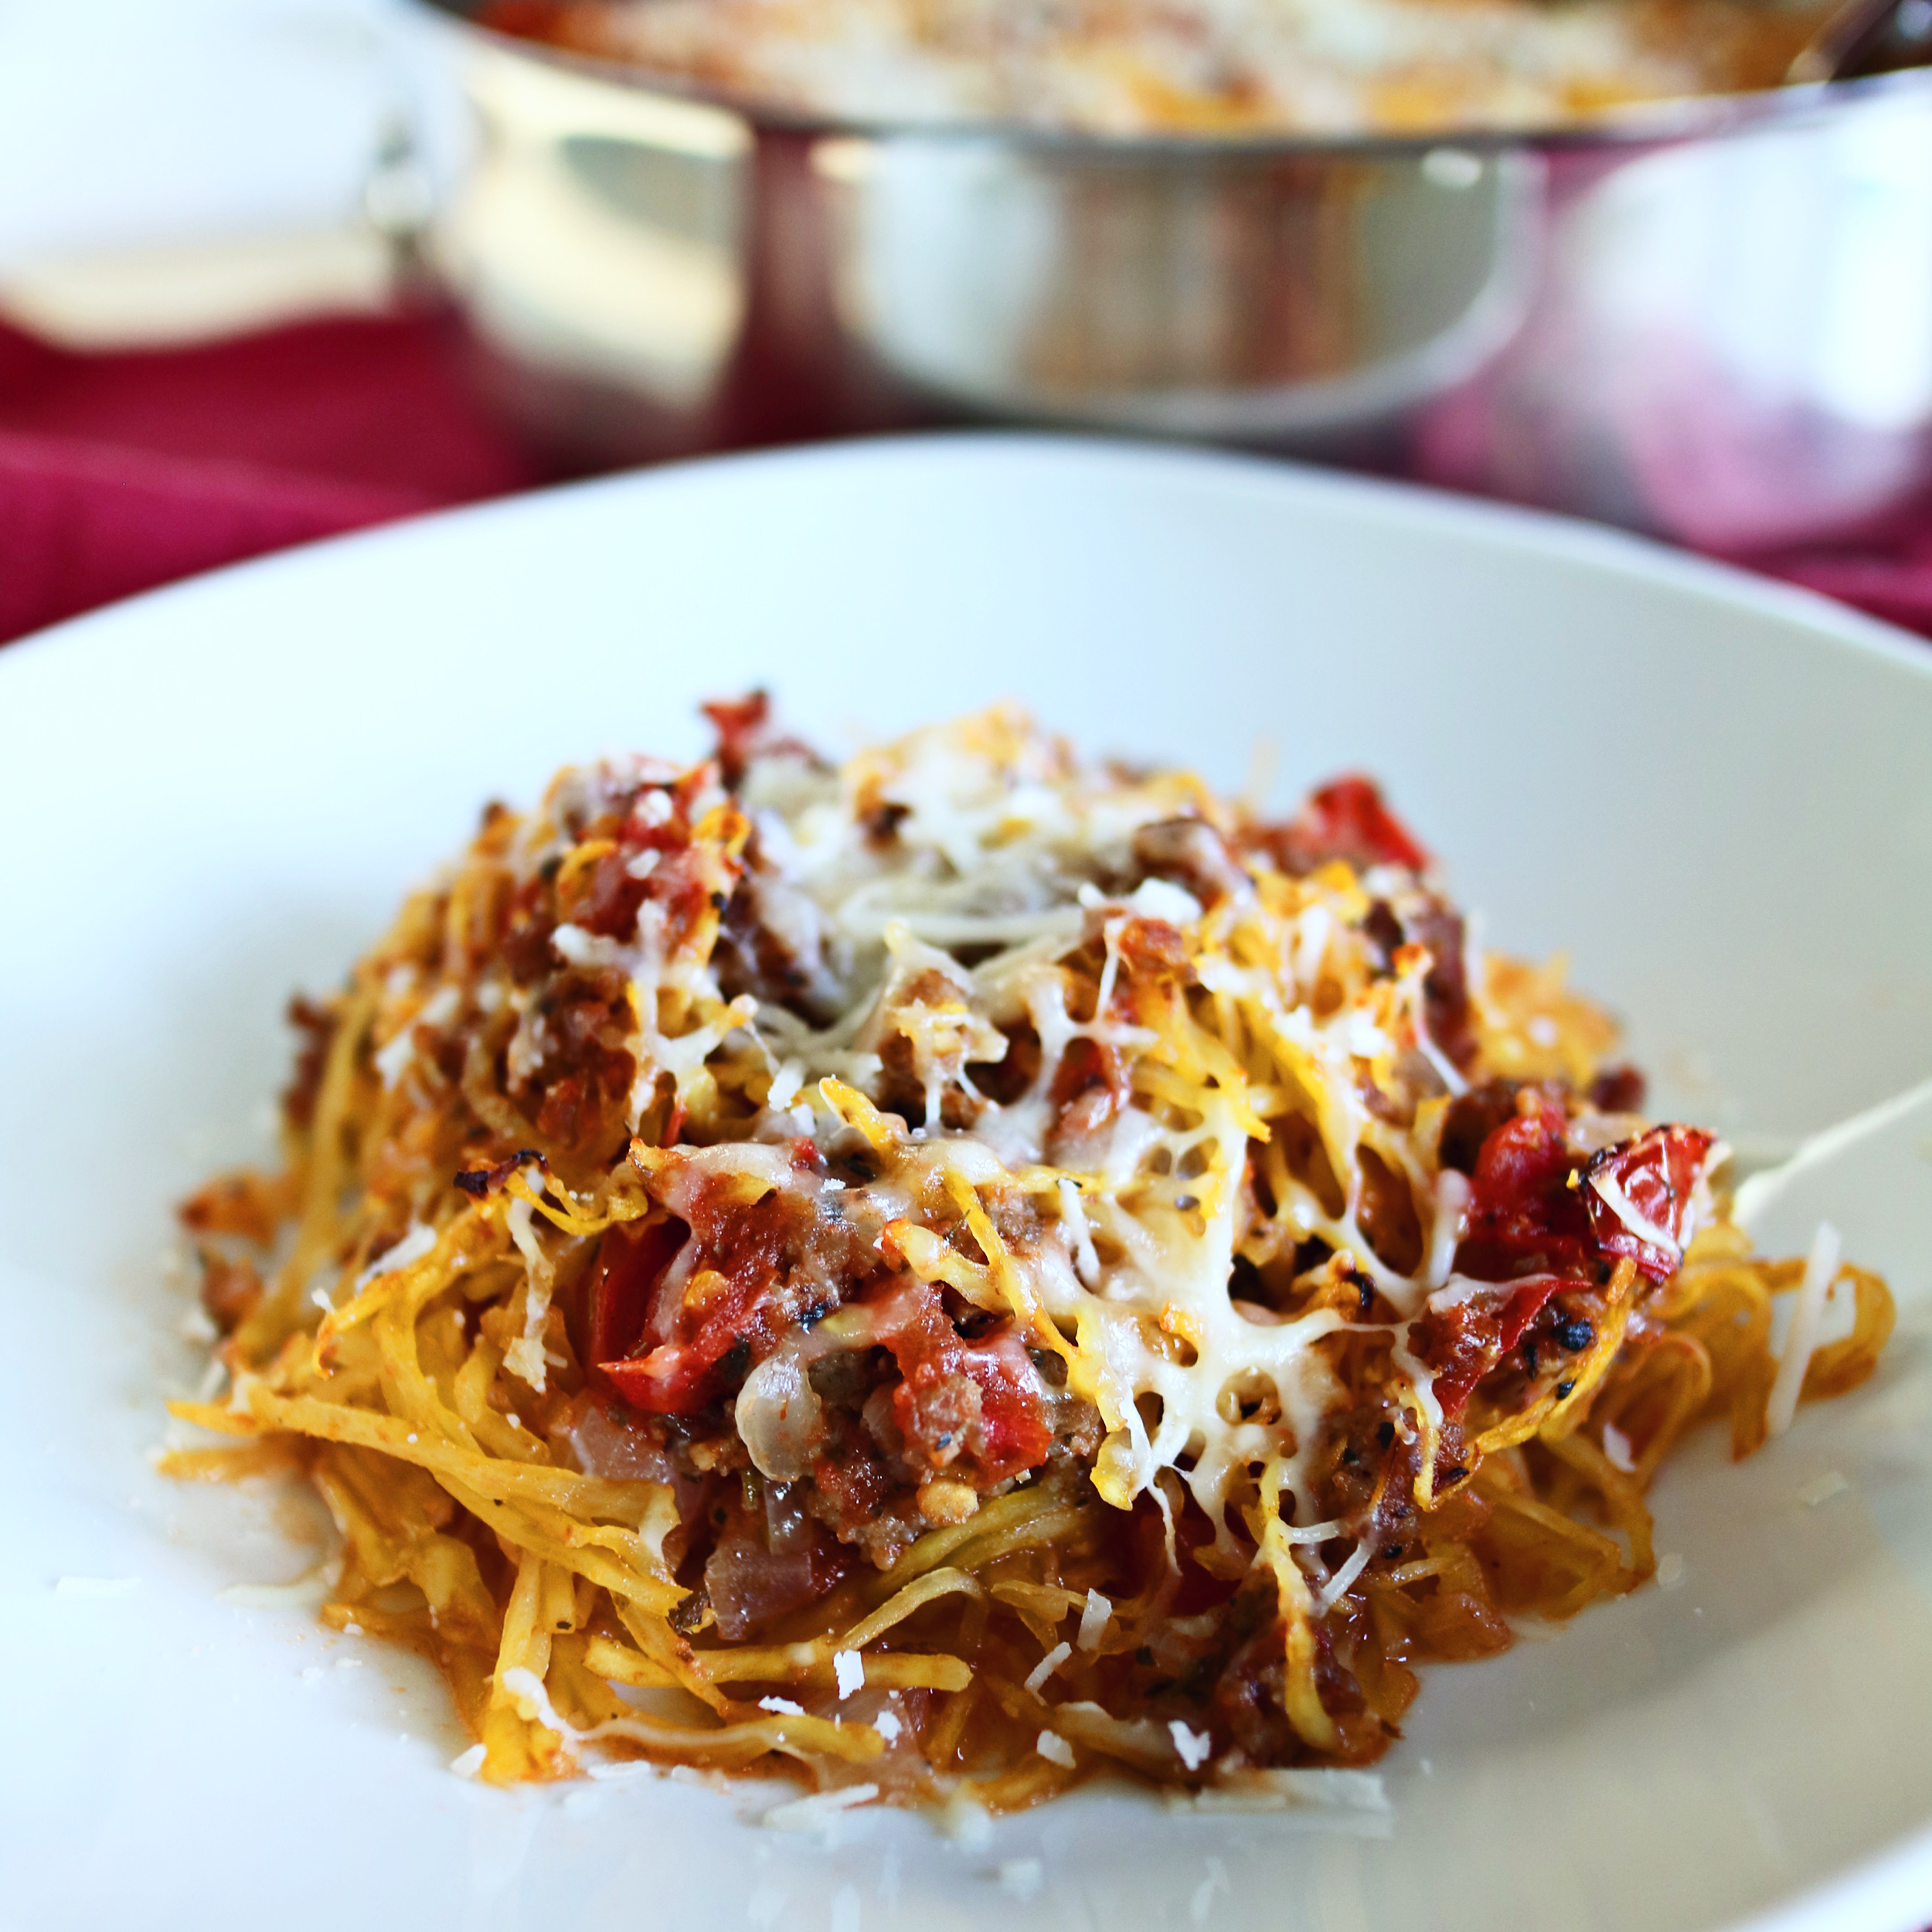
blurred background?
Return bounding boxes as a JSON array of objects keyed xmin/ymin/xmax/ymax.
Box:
[
  {"xmin": 9, "ymin": 0, "xmax": 1932, "ymax": 643},
  {"xmin": 1, "ymin": 0, "xmax": 411, "ymax": 308}
]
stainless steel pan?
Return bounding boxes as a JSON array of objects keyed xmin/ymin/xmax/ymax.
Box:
[{"xmin": 410, "ymin": 0, "xmax": 1932, "ymax": 551}]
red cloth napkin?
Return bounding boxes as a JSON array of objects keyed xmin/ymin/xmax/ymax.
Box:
[
  {"xmin": 3, "ymin": 307, "xmax": 1931, "ymax": 648},
  {"xmin": 1770, "ymin": 546, "xmax": 1932, "ymax": 638},
  {"xmin": 0, "ymin": 311, "xmax": 546, "ymax": 645}
]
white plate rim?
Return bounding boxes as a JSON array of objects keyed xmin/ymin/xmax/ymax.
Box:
[
  {"xmin": 4, "ymin": 430, "xmax": 1930, "ymax": 1932},
  {"xmin": 5, "ymin": 429, "xmax": 1930, "ymax": 689}
]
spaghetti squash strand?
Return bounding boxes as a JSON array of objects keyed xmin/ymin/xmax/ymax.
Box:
[{"xmin": 163, "ymin": 702, "xmax": 1894, "ymax": 1811}]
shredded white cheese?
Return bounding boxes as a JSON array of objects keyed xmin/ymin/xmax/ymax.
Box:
[
  {"xmin": 1796, "ymin": 1469, "xmax": 1849, "ymax": 1509},
  {"xmin": 1239, "ymin": 1767, "xmax": 1389, "ymax": 1811},
  {"xmin": 1587, "ymin": 1166, "xmax": 1687, "ymax": 1267},
  {"xmin": 504, "ymin": 1174, "xmax": 557, "ymax": 1392},
  {"xmin": 763, "ymin": 1784, "xmax": 880, "ymax": 1832},
  {"xmin": 1767, "ymin": 1221, "xmax": 1841, "ymax": 1438},
  {"xmin": 1313, "ymin": 1541, "xmax": 1372, "ymax": 1615},
  {"xmin": 1077, "ymin": 1588, "xmax": 1112, "ymax": 1651},
  {"xmin": 998, "ymin": 1859, "xmax": 1045, "ymax": 1900},
  {"xmin": 355, "ymin": 1222, "xmax": 437, "ymax": 1290},
  {"xmin": 477, "ymin": 711, "xmax": 1648, "ymax": 1569},
  {"xmin": 407, "ymin": 706, "xmax": 1742, "ymax": 1752},
  {"xmin": 1169, "ymin": 1719, "xmax": 1213, "ymax": 1770},
  {"xmin": 52, "ymin": 1576, "xmax": 138, "ymax": 1599},
  {"xmin": 1023, "ymin": 1641, "xmax": 1072, "ymax": 1694}
]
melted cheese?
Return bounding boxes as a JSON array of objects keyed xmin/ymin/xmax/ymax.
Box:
[{"xmin": 468, "ymin": 707, "xmax": 1612, "ymax": 1539}]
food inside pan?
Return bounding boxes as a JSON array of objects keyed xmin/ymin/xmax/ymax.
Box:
[{"xmin": 476, "ymin": 0, "xmax": 1835, "ymax": 135}]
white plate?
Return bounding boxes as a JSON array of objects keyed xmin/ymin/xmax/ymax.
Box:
[{"xmin": 2, "ymin": 435, "xmax": 1930, "ymax": 1932}]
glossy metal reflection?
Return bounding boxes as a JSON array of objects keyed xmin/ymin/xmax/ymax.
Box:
[{"xmin": 416, "ymin": 4, "xmax": 1932, "ymax": 549}]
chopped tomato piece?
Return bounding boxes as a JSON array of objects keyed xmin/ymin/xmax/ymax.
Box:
[
  {"xmin": 475, "ymin": 0, "xmax": 571, "ymax": 36},
  {"xmin": 1409, "ymin": 1273, "xmax": 1566, "ymax": 1419},
  {"xmin": 1423, "ymin": 1107, "xmax": 1716, "ymax": 1417},
  {"xmin": 1495, "ymin": 1275, "xmax": 1565, "ymax": 1355},
  {"xmin": 882, "ymin": 1287, "xmax": 1053, "ymax": 1486},
  {"xmin": 1248, "ymin": 774, "xmax": 1432, "ymax": 876},
  {"xmin": 1298, "ymin": 775, "xmax": 1431, "ymax": 873},
  {"xmin": 1454, "ymin": 1100, "xmax": 1717, "ymax": 1289},
  {"xmin": 701, "ymin": 692, "xmax": 771, "ymax": 786},
  {"xmin": 1452, "ymin": 1093, "xmax": 1592, "ymax": 1281},
  {"xmin": 958, "ymin": 1332, "xmax": 1054, "ymax": 1481},
  {"xmin": 1130, "ymin": 1489, "xmax": 1243, "ymax": 1614}
]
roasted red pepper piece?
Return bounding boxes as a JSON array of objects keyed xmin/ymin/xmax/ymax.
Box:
[
  {"xmin": 1410, "ymin": 1274, "xmax": 1566, "ymax": 1420},
  {"xmin": 596, "ymin": 1185, "xmax": 799, "ymax": 1415},
  {"xmin": 601, "ymin": 1342, "xmax": 729, "ymax": 1416},
  {"xmin": 1581, "ymin": 1124, "xmax": 1717, "ymax": 1281},
  {"xmin": 587, "ymin": 1209, "xmax": 743, "ymax": 1416},
  {"xmin": 1422, "ymin": 1106, "xmax": 1717, "ymax": 1417},
  {"xmin": 583, "ymin": 1216, "xmax": 687, "ymax": 1372}
]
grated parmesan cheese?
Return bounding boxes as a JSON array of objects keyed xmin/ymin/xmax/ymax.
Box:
[
  {"xmin": 763, "ymin": 1784, "xmax": 880, "ymax": 1832},
  {"xmin": 1796, "ymin": 1469, "xmax": 1848, "ymax": 1509},
  {"xmin": 1077, "ymin": 1588, "xmax": 1112, "ymax": 1651},
  {"xmin": 998, "ymin": 1859, "xmax": 1045, "ymax": 1900},
  {"xmin": 267, "ymin": 705, "xmax": 1781, "ymax": 1812},
  {"xmin": 52, "ymin": 1576, "xmax": 138, "ymax": 1599},
  {"xmin": 465, "ymin": 709, "xmax": 1689, "ymax": 1568},
  {"xmin": 1023, "ymin": 1641, "xmax": 1072, "ymax": 1694},
  {"xmin": 1169, "ymin": 1719, "xmax": 1213, "ymax": 1770},
  {"xmin": 937, "ymin": 1794, "xmax": 993, "ymax": 1845}
]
